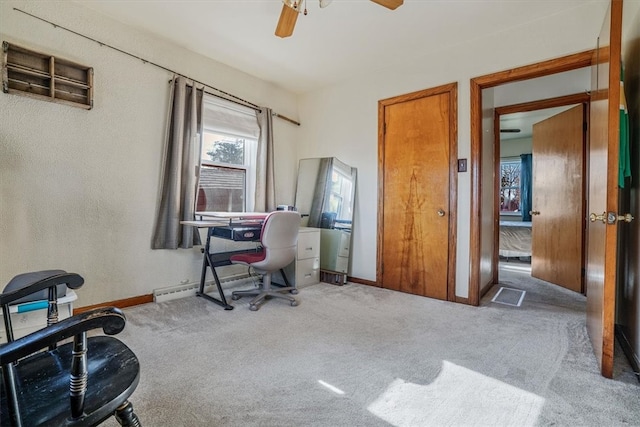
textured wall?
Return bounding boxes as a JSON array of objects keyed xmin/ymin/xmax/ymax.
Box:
[
  {"xmin": 297, "ymin": 1, "xmax": 610, "ymax": 297},
  {"xmin": 0, "ymin": 0, "xmax": 299, "ymax": 307}
]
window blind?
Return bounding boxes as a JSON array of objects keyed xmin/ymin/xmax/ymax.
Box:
[{"xmin": 203, "ymin": 94, "xmax": 259, "ymax": 139}]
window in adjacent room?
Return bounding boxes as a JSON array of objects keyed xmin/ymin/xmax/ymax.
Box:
[
  {"xmin": 197, "ymin": 95, "xmax": 259, "ymax": 213},
  {"xmin": 499, "ymin": 159, "xmax": 521, "ymax": 214}
]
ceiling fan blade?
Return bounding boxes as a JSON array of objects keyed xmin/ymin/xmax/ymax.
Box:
[
  {"xmin": 319, "ymin": 0, "xmax": 333, "ymax": 8},
  {"xmin": 275, "ymin": 3, "xmax": 299, "ymax": 38},
  {"xmin": 370, "ymin": 0, "xmax": 403, "ymax": 10}
]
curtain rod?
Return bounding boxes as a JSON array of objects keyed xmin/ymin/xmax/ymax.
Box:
[
  {"xmin": 13, "ymin": 7, "xmax": 301, "ymax": 127},
  {"xmin": 174, "ymin": 80, "xmax": 301, "ymax": 126}
]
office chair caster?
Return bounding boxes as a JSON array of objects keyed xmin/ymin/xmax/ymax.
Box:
[
  {"xmin": 249, "ymin": 304, "xmax": 259, "ymax": 311},
  {"xmin": 290, "ymin": 289, "xmax": 299, "ymax": 295},
  {"xmin": 290, "ymin": 300, "xmax": 299, "ymax": 307}
]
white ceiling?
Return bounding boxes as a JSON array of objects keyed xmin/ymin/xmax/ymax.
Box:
[
  {"xmin": 76, "ymin": 0, "xmax": 603, "ymax": 95},
  {"xmin": 74, "ymin": 0, "xmax": 599, "ymax": 141},
  {"xmin": 499, "ymin": 106, "xmax": 575, "ymax": 141}
]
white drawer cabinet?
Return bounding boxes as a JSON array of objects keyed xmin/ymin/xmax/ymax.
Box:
[
  {"xmin": 320, "ymin": 229, "xmax": 351, "ymax": 273},
  {"xmin": 280, "ymin": 227, "xmax": 320, "ymax": 287}
]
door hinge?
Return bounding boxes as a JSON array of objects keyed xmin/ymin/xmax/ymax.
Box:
[
  {"xmin": 581, "ymin": 267, "xmax": 586, "ymax": 278},
  {"xmin": 583, "ymin": 121, "xmax": 588, "ymax": 132}
]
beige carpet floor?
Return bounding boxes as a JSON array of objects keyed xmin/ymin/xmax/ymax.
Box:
[{"xmin": 102, "ymin": 264, "xmax": 640, "ymax": 426}]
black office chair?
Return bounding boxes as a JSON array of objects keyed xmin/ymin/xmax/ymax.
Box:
[
  {"xmin": 0, "ymin": 271, "xmax": 141, "ymax": 426},
  {"xmin": 230, "ymin": 211, "xmax": 301, "ymax": 311}
]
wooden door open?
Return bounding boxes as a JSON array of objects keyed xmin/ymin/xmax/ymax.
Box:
[
  {"xmin": 531, "ymin": 104, "xmax": 586, "ymax": 293},
  {"xmin": 585, "ymin": 0, "xmax": 623, "ymax": 379}
]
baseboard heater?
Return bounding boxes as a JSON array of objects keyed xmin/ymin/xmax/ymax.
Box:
[{"xmin": 153, "ymin": 273, "xmax": 253, "ymax": 303}]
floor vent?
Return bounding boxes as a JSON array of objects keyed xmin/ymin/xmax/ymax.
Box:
[
  {"xmin": 153, "ymin": 274, "xmax": 252, "ymax": 303},
  {"xmin": 320, "ymin": 270, "xmax": 347, "ymax": 286},
  {"xmin": 491, "ymin": 287, "xmax": 526, "ymax": 307}
]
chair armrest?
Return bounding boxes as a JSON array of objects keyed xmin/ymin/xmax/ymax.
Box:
[
  {"xmin": 0, "ymin": 306, "xmax": 126, "ymax": 364},
  {"xmin": 0, "ymin": 272, "xmax": 84, "ymax": 306}
]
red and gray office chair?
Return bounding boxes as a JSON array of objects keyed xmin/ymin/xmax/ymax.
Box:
[{"xmin": 231, "ymin": 210, "xmax": 301, "ymax": 311}]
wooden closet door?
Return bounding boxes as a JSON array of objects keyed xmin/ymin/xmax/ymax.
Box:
[{"xmin": 378, "ymin": 84, "xmax": 457, "ymax": 301}]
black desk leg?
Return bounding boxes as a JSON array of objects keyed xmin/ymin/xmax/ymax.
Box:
[
  {"xmin": 280, "ymin": 268, "xmax": 291, "ymax": 287},
  {"xmin": 273, "ymin": 268, "xmax": 298, "ymax": 294},
  {"xmin": 196, "ymin": 229, "xmax": 234, "ymax": 310}
]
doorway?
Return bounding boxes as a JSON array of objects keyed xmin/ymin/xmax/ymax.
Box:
[
  {"xmin": 495, "ymin": 94, "xmax": 590, "ymax": 294},
  {"xmin": 469, "ymin": 50, "xmax": 594, "ymax": 305}
]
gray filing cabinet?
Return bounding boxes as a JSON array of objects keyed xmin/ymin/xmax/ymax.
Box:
[{"xmin": 281, "ymin": 227, "xmax": 320, "ymax": 287}]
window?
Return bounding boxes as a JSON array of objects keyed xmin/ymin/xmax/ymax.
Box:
[
  {"xmin": 500, "ymin": 160, "xmax": 521, "ymax": 213},
  {"xmin": 196, "ymin": 95, "xmax": 259, "ymax": 213}
]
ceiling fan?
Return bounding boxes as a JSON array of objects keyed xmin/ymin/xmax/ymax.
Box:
[{"xmin": 275, "ymin": 0, "xmax": 404, "ymax": 38}]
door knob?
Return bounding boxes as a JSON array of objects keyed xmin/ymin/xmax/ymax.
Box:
[
  {"xmin": 590, "ymin": 212, "xmax": 635, "ymax": 224},
  {"xmin": 616, "ymin": 213, "xmax": 635, "ymax": 223},
  {"xmin": 437, "ymin": 209, "xmax": 445, "ymax": 217},
  {"xmin": 529, "ymin": 210, "xmax": 540, "ymax": 216}
]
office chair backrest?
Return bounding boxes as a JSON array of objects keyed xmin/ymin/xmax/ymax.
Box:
[{"xmin": 254, "ymin": 211, "xmax": 301, "ymax": 271}]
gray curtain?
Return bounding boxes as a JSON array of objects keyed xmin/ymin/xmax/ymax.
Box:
[
  {"xmin": 255, "ymin": 108, "xmax": 276, "ymax": 212},
  {"xmin": 308, "ymin": 157, "xmax": 333, "ymax": 227},
  {"xmin": 152, "ymin": 76, "xmax": 203, "ymax": 249}
]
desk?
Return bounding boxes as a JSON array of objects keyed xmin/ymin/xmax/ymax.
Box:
[
  {"xmin": 195, "ymin": 211, "xmax": 269, "ymax": 221},
  {"xmin": 182, "ymin": 213, "xmax": 268, "ymax": 310}
]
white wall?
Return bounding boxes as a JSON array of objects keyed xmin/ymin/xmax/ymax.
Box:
[
  {"xmin": 0, "ymin": 0, "xmax": 299, "ymax": 307},
  {"xmin": 0, "ymin": 0, "xmax": 614, "ymax": 306},
  {"xmin": 297, "ymin": 1, "xmax": 609, "ymax": 298},
  {"xmin": 501, "ymin": 137, "xmax": 533, "ymax": 159},
  {"xmin": 479, "ymin": 89, "xmax": 496, "ymax": 293},
  {"xmin": 494, "ymin": 68, "xmax": 592, "ymax": 107}
]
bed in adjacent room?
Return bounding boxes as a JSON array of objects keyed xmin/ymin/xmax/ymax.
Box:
[{"xmin": 499, "ymin": 221, "xmax": 532, "ymax": 259}]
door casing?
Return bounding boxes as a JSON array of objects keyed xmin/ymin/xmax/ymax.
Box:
[{"xmin": 471, "ymin": 51, "xmax": 595, "ymax": 305}]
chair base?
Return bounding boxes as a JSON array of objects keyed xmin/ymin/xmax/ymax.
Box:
[
  {"xmin": 115, "ymin": 400, "xmax": 141, "ymax": 426},
  {"xmin": 1, "ymin": 336, "xmax": 140, "ymax": 426},
  {"xmin": 231, "ymin": 274, "xmax": 298, "ymax": 311}
]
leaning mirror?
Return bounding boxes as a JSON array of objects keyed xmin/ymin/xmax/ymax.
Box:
[{"xmin": 294, "ymin": 157, "xmax": 357, "ymax": 284}]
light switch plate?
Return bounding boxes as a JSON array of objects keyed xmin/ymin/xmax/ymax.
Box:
[{"xmin": 458, "ymin": 158, "xmax": 467, "ymax": 172}]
